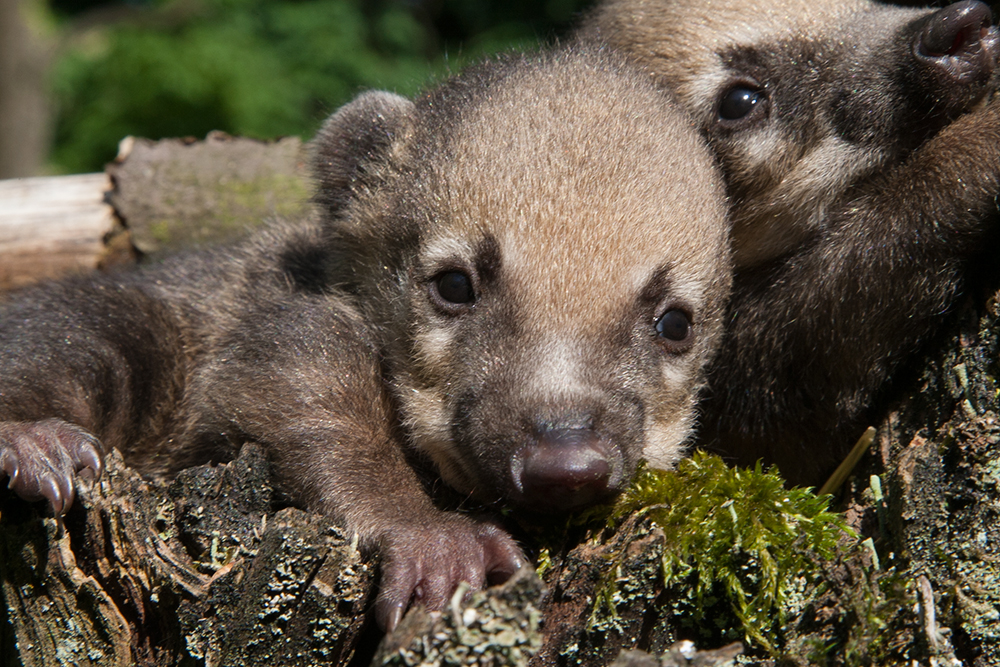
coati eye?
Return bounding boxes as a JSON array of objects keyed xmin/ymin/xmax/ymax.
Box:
[
  {"xmin": 656, "ymin": 309, "xmax": 692, "ymax": 347},
  {"xmin": 431, "ymin": 270, "xmax": 475, "ymax": 309},
  {"xmin": 718, "ymin": 84, "xmax": 765, "ymax": 122}
]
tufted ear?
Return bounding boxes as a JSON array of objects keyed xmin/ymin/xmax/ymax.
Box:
[{"xmin": 310, "ymin": 91, "xmax": 416, "ymax": 217}]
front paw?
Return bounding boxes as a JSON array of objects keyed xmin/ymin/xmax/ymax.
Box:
[
  {"xmin": 0, "ymin": 419, "xmax": 104, "ymax": 515},
  {"xmin": 374, "ymin": 514, "xmax": 527, "ymax": 631}
]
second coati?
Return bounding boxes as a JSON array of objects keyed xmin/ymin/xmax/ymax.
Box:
[
  {"xmin": 0, "ymin": 48, "xmax": 731, "ymax": 629},
  {"xmin": 579, "ymin": 0, "xmax": 1000, "ymax": 485}
]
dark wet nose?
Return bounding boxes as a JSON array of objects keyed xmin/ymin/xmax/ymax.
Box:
[
  {"xmin": 517, "ymin": 428, "xmax": 616, "ymax": 512},
  {"xmin": 916, "ymin": 0, "xmax": 999, "ymax": 84}
]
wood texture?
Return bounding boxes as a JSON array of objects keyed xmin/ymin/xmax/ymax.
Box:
[
  {"xmin": 0, "ymin": 444, "xmax": 375, "ymax": 667},
  {"xmin": 108, "ymin": 133, "xmax": 312, "ymax": 255},
  {"xmin": 0, "ymin": 133, "xmax": 314, "ymax": 293},
  {"xmin": 0, "ymin": 173, "xmax": 117, "ymax": 291}
]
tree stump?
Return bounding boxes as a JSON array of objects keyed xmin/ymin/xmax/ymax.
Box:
[{"xmin": 0, "ymin": 444, "xmax": 375, "ymax": 667}]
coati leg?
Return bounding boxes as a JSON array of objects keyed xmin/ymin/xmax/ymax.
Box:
[
  {"xmin": 0, "ymin": 275, "xmax": 191, "ymax": 510},
  {"xmin": 183, "ymin": 281, "xmax": 526, "ymax": 631}
]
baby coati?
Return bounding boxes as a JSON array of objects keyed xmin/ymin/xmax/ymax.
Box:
[
  {"xmin": 579, "ymin": 0, "xmax": 1000, "ymax": 485},
  {"xmin": 0, "ymin": 47, "xmax": 731, "ymax": 629}
]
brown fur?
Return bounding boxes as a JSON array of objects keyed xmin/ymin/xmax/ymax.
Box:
[
  {"xmin": 579, "ymin": 0, "xmax": 1000, "ymax": 484},
  {"xmin": 0, "ymin": 46, "xmax": 730, "ymax": 628}
]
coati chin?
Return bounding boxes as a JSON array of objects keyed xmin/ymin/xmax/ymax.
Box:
[
  {"xmin": 579, "ymin": 0, "xmax": 1000, "ymax": 485},
  {"xmin": 0, "ymin": 48, "xmax": 731, "ymax": 630}
]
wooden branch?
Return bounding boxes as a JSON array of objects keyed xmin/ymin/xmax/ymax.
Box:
[
  {"xmin": 0, "ymin": 173, "xmax": 119, "ymax": 291},
  {"xmin": 0, "ymin": 133, "xmax": 313, "ymax": 293}
]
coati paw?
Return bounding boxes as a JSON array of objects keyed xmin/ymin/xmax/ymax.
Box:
[
  {"xmin": 374, "ymin": 515, "xmax": 527, "ymax": 631},
  {"xmin": 0, "ymin": 419, "xmax": 103, "ymax": 515}
]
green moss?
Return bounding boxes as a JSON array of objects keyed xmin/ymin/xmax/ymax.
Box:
[{"xmin": 581, "ymin": 452, "xmax": 852, "ymax": 654}]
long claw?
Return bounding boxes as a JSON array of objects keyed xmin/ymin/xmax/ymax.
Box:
[
  {"xmin": 77, "ymin": 443, "xmax": 104, "ymax": 480},
  {"xmin": 0, "ymin": 419, "xmax": 103, "ymax": 516},
  {"xmin": 374, "ymin": 515, "xmax": 526, "ymax": 632},
  {"xmin": 0, "ymin": 450, "xmax": 18, "ymax": 487},
  {"xmin": 41, "ymin": 475, "xmax": 66, "ymax": 516},
  {"xmin": 384, "ymin": 604, "xmax": 404, "ymax": 633}
]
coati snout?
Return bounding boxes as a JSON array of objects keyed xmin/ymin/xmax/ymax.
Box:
[
  {"xmin": 915, "ymin": 0, "xmax": 997, "ymax": 86},
  {"xmin": 580, "ymin": 0, "xmax": 1000, "ymax": 484},
  {"xmin": 1, "ymin": 46, "xmax": 731, "ymax": 629},
  {"xmin": 828, "ymin": 0, "xmax": 998, "ymax": 156}
]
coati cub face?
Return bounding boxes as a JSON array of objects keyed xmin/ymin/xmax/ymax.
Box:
[
  {"xmin": 314, "ymin": 50, "xmax": 730, "ymax": 514},
  {"xmin": 581, "ymin": 0, "xmax": 1000, "ymax": 268}
]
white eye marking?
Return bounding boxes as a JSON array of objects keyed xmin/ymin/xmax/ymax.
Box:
[
  {"xmin": 413, "ymin": 327, "xmax": 454, "ymax": 370},
  {"xmin": 739, "ymin": 125, "xmax": 785, "ymax": 170},
  {"xmin": 659, "ymin": 362, "xmax": 691, "ymax": 388}
]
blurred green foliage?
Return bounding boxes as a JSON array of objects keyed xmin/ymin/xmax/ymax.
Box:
[{"xmin": 48, "ymin": 0, "xmax": 596, "ymax": 173}]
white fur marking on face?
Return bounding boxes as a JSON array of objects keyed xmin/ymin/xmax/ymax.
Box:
[
  {"xmin": 739, "ymin": 126, "xmax": 786, "ymax": 174},
  {"xmin": 402, "ymin": 385, "xmax": 477, "ymax": 494},
  {"xmin": 666, "ymin": 274, "xmax": 706, "ymax": 313},
  {"xmin": 784, "ymin": 135, "xmax": 884, "ymax": 217},
  {"xmin": 642, "ymin": 410, "xmax": 694, "ymax": 470},
  {"xmin": 527, "ymin": 337, "xmax": 587, "ymax": 400},
  {"xmin": 659, "ymin": 362, "xmax": 692, "ymax": 389},
  {"xmin": 681, "ymin": 65, "xmax": 731, "ymax": 120},
  {"xmin": 413, "ymin": 327, "xmax": 454, "ymax": 371},
  {"xmin": 421, "ymin": 235, "xmax": 474, "ymax": 271}
]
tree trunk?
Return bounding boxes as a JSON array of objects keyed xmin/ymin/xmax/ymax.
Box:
[{"xmin": 0, "ymin": 0, "xmax": 51, "ymax": 179}]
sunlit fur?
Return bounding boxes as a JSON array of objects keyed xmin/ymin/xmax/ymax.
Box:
[
  {"xmin": 316, "ymin": 47, "xmax": 732, "ymax": 503},
  {"xmin": 582, "ymin": 0, "xmax": 944, "ymax": 267}
]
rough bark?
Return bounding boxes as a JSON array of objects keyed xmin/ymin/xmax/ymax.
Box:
[
  {"xmin": 107, "ymin": 134, "xmax": 313, "ymax": 256},
  {"xmin": 846, "ymin": 263, "xmax": 1000, "ymax": 667},
  {"xmin": 0, "ymin": 444, "xmax": 375, "ymax": 667}
]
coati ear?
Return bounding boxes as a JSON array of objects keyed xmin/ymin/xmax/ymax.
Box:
[{"xmin": 311, "ymin": 91, "xmax": 416, "ymax": 216}]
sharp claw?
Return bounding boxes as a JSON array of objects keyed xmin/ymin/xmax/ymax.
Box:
[
  {"xmin": 77, "ymin": 443, "xmax": 103, "ymax": 480},
  {"xmin": 385, "ymin": 604, "xmax": 404, "ymax": 633},
  {"xmin": 61, "ymin": 475, "xmax": 76, "ymax": 513},
  {"xmin": 0, "ymin": 450, "xmax": 18, "ymax": 487},
  {"xmin": 41, "ymin": 475, "xmax": 66, "ymax": 515}
]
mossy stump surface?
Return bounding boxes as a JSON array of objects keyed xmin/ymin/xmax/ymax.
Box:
[{"xmin": 108, "ymin": 133, "xmax": 313, "ymax": 256}]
